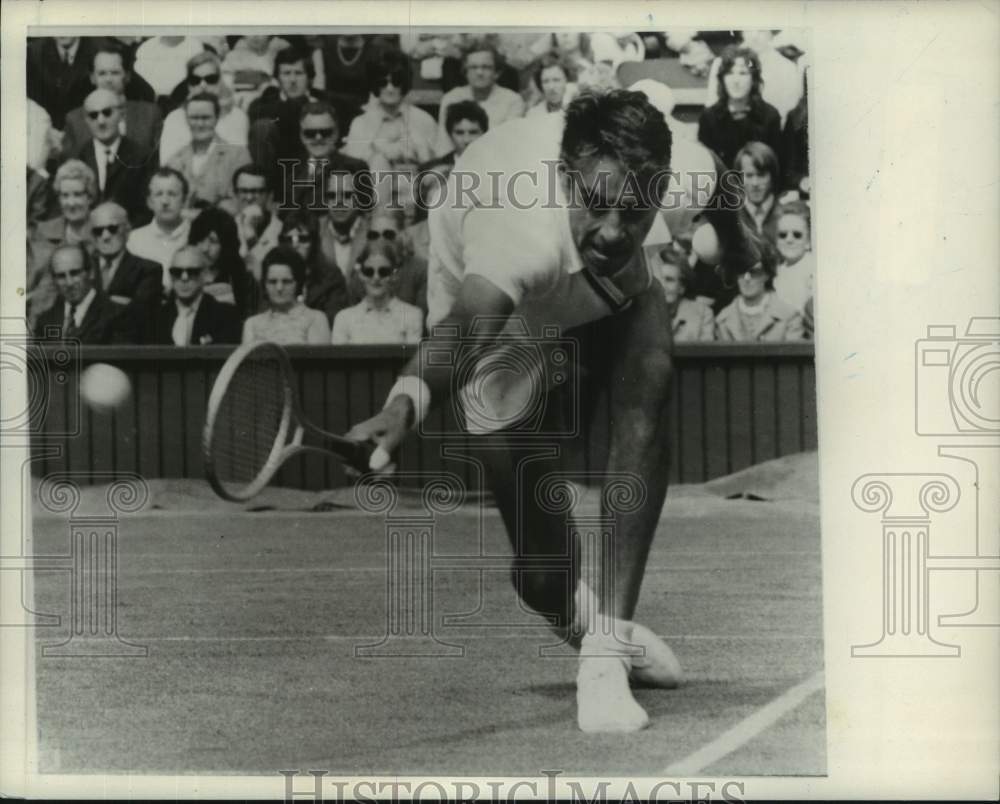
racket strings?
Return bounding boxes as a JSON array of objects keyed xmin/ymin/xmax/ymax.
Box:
[{"xmin": 209, "ymin": 353, "xmax": 289, "ymax": 492}]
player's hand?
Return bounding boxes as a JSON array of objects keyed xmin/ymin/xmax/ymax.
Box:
[{"xmin": 345, "ymin": 395, "xmax": 414, "ymax": 475}]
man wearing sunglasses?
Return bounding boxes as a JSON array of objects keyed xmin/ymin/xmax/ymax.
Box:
[
  {"xmin": 142, "ymin": 246, "xmax": 241, "ymax": 346},
  {"xmin": 89, "ymin": 202, "xmax": 163, "ymax": 316},
  {"xmin": 75, "ymin": 88, "xmax": 154, "ymax": 225},
  {"xmin": 61, "ymin": 40, "xmax": 162, "ymax": 159},
  {"xmin": 159, "ymin": 52, "xmax": 249, "ymax": 164},
  {"xmin": 278, "ymin": 101, "xmax": 369, "ymax": 215},
  {"xmin": 32, "ymin": 243, "xmax": 135, "ymax": 344},
  {"xmin": 248, "ymin": 47, "xmax": 334, "ymax": 167}
]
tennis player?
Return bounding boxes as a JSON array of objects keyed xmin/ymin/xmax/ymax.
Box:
[{"xmin": 347, "ymin": 88, "xmax": 756, "ymax": 732}]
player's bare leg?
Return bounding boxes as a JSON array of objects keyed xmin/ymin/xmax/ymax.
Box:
[
  {"xmin": 572, "ymin": 282, "xmax": 682, "ymax": 731},
  {"xmin": 477, "ymin": 286, "xmax": 680, "ymax": 731}
]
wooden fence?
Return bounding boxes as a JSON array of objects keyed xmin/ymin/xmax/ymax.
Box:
[{"xmin": 27, "ymin": 343, "xmax": 816, "ymax": 488}]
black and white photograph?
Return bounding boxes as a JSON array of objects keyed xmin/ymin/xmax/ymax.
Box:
[{"xmin": 1, "ymin": 1, "xmax": 996, "ymax": 801}]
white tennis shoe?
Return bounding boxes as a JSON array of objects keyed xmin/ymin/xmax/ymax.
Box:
[{"xmin": 628, "ymin": 622, "xmax": 683, "ymax": 689}]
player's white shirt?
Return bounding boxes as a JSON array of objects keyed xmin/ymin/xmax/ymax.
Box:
[
  {"xmin": 426, "ymin": 112, "xmax": 619, "ymax": 432},
  {"xmin": 424, "ymin": 109, "xmax": 715, "ymax": 433}
]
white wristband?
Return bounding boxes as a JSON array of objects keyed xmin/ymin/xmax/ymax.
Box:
[{"xmin": 384, "ymin": 375, "xmax": 432, "ymax": 425}]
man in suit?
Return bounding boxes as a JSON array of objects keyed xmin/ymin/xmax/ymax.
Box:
[
  {"xmin": 166, "ymin": 93, "xmax": 250, "ymax": 210},
  {"xmin": 89, "ymin": 202, "xmax": 163, "ymax": 317},
  {"xmin": 76, "ymin": 88, "xmax": 156, "ymax": 224},
  {"xmin": 277, "ymin": 101, "xmax": 369, "ymax": 216},
  {"xmin": 144, "ymin": 246, "xmax": 242, "ymax": 346},
  {"xmin": 247, "ymin": 47, "xmax": 330, "ymax": 167},
  {"xmin": 316, "ymin": 166, "xmax": 373, "ymax": 301},
  {"xmin": 33, "ymin": 244, "xmax": 134, "ymax": 344},
  {"xmin": 27, "ymin": 37, "xmax": 98, "ymax": 130},
  {"xmin": 61, "ymin": 40, "xmax": 164, "ymax": 158}
]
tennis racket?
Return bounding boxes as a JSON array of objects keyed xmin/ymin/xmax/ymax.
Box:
[{"xmin": 203, "ymin": 341, "xmax": 375, "ymax": 501}]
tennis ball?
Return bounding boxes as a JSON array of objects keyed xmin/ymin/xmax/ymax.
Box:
[
  {"xmin": 80, "ymin": 363, "xmax": 132, "ymax": 412},
  {"xmin": 692, "ymin": 222, "xmax": 721, "ymax": 264}
]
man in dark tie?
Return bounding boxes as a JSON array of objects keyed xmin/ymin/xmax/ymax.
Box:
[
  {"xmin": 277, "ymin": 101, "xmax": 369, "ymax": 216},
  {"xmin": 61, "ymin": 40, "xmax": 163, "ymax": 158},
  {"xmin": 89, "ymin": 202, "xmax": 163, "ymax": 327},
  {"xmin": 143, "ymin": 246, "xmax": 242, "ymax": 346},
  {"xmin": 76, "ymin": 88, "xmax": 156, "ymax": 224},
  {"xmin": 32, "ymin": 244, "xmax": 133, "ymax": 344}
]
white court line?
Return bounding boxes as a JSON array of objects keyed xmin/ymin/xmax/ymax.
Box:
[{"xmin": 662, "ymin": 669, "xmax": 825, "ymax": 776}]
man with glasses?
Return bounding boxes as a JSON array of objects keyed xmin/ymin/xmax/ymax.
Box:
[
  {"xmin": 278, "ymin": 101, "xmax": 368, "ymax": 215},
  {"xmin": 223, "ymin": 164, "xmax": 284, "ymax": 281},
  {"xmin": 433, "ymin": 40, "xmax": 524, "ymax": 156},
  {"xmin": 61, "ymin": 40, "xmax": 162, "ymax": 158},
  {"xmin": 32, "ymin": 243, "xmax": 134, "ymax": 344},
  {"xmin": 248, "ymin": 47, "xmax": 328, "ymax": 166},
  {"xmin": 159, "ymin": 52, "xmax": 249, "ymax": 163},
  {"xmin": 143, "ymin": 246, "xmax": 241, "ymax": 346},
  {"xmin": 89, "ymin": 202, "xmax": 163, "ymax": 316},
  {"xmin": 75, "ymin": 88, "xmax": 154, "ymax": 224}
]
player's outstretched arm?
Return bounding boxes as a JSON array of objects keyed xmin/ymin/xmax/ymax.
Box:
[{"xmin": 345, "ymin": 274, "xmax": 515, "ymax": 470}]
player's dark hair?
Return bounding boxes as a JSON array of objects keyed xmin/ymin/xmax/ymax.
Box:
[
  {"xmin": 560, "ymin": 88, "xmax": 672, "ymax": 208},
  {"xmin": 273, "ymin": 46, "xmax": 315, "ymax": 82},
  {"xmin": 716, "ymin": 45, "xmax": 764, "ymax": 104},
  {"xmin": 444, "ymin": 100, "xmax": 489, "ymax": 135},
  {"xmin": 262, "ymin": 245, "xmax": 307, "ymax": 293}
]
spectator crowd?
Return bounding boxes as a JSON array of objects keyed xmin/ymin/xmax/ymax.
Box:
[{"xmin": 26, "ymin": 30, "xmax": 813, "ymax": 346}]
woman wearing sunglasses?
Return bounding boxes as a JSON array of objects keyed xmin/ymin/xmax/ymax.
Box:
[
  {"xmin": 188, "ymin": 207, "xmax": 258, "ymax": 319},
  {"xmin": 771, "ymin": 200, "xmax": 814, "ymax": 315},
  {"xmin": 343, "ymin": 49, "xmax": 437, "ymax": 174},
  {"xmin": 714, "ymin": 242, "xmax": 804, "ymax": 342},
  {"xmin": 331, "ymin": 239, "xmax": 423, "ymax": 344},
  {"xmin": 242, "ymin": 246, "xmax": 331, "ymax": 345},
  {"xmin": 159, "ymin": 52, "xmax": 249, "ymax": 164}
]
